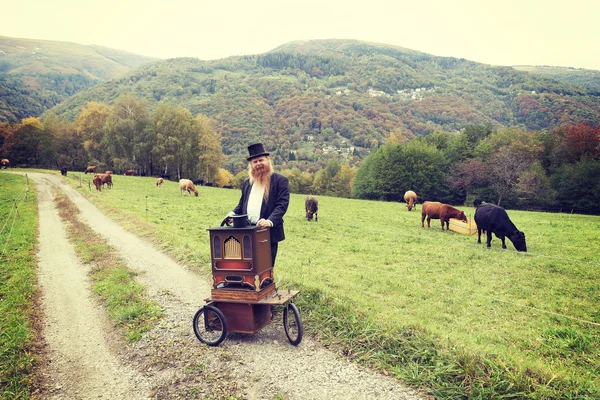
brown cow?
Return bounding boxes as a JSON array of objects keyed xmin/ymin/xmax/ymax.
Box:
[
  {"xmin": 1, "ymin": 159, "xmax": 10, "ymax": 168},
  {"xmin": 85, "ymin": 165, "xmax": 97, "ymax": 174},
  {"xmin": 421, "ymin": 201, "xmax": 467, "ymax": 231},
  {"xmin": 105, "ymin": 170, "xmax": 113, "ymax": 175},
  {"xmin": 305, "ymin": 195, "xmax": 318, "ymax": 221},
  {"xmin": 124, "ymin": 169, "xmax": 136, "ymax": 176},
  {"xmin": 92, "ymin": 175, "xmax": 103, "ymax": 191},
  {"xmin": 404, "ymin": 190, "xmax": 417, "ymax": 211},
  {"xmin": 97, "ymin": 173, "xmax": 112, "ymax": 189},
  {"xmin": 179, "ymin": 179, "xmax": 198, "ymax": 197},
  {"xmin": 156, "ymin": 177, "xmax": 164, "ymax": 187}
]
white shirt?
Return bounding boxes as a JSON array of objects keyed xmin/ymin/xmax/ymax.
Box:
[{"xmin": 247, "ymin": 184, "xmax": 265, "ymax": 224}]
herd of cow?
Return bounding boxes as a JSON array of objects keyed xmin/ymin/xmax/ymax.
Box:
[
  {"xmin": 43, "ymin": 164, "xmax": 525, "ymax": 252},
  {"xmin": 403, "ymin": 190, "xmax": 527, "ymax": 252}
]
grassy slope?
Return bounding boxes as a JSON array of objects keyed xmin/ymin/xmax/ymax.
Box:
[
  {"xmin": 0, "ymin": 173, "xmax": 38, "ymax": 399},
  {"xmin": 58, "ymin": 171, "xmax": 600, "ymax": 398}
]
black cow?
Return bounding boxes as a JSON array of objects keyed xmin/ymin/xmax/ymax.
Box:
[
  {"xmin": 474, "ymin": 203, "xmax": 527, "ymax": 252},
  {"xmin": 305, "ymin": 195, "xmax": 318, "ymax": 221},
  {"xmin": 60, "ymin": 167, "xmax": 67, "ymax": 176}
]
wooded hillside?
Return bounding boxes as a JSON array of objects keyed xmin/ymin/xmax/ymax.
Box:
[
  {"xmin": 0, "ymin": 35, "xmax": 158, "ymax": 123},
  {"xmin": 44, "ymin": 39, "xmax": 600, "ymax": 171}
]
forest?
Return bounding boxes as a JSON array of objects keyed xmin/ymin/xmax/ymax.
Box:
[{"xmin": 1, "ymin": 93, "xmax": 599, "ymax": 213}]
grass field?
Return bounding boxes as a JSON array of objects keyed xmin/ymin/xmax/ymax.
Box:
[
  {"xmin": 0, "ymin": 173, "xmax": 38, "ymax": 399},
  {"xmin": 3, "ymin": 170, "xmax": 600, "ymax": 398}
]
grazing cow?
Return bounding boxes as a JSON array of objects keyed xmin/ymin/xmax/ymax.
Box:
[
  {"xmin": 97, "ymin": 173, "xmax": 112, "ymax": 189},
  {"xmin": 1, "ymin": 159, "xmax": 9, "ymax": 168},
  {"xmin": 305, "ymin": 195, "xmax": 319, "ymax": 221},
  {"xmin": 125, "ymin": 169, "xmax": 136, "ymax": 176},
  {"xmin": 192, "ymin": 178, "xmax": 205, "ymax": 186},
  {"xmin": 179, "ymin": 179, "xmax": 199, "ymax": 197},
  {"xmin": 421, "ymin": 201, "xmax": 467, "ymax": 230},
  {"xmin": 92, "ymin": 175, "xmax": 103, "ymax": 191},
  {"xmin": 85, "ymin": 165, "xmax": 97, "ymax": 174},
  {"xmin": 404, "ymin": 190, "xmax": 417, "ymax": 211},
  {"xmin": 60, "ymin": 167, "xmax": 67, "ymax": 176},
  {"xmin": 105, "ymin": 170, "xmax": 113, "ymax": 175},
  {"xmin": 156, "ymin": 177, "xmax": 164, "ymax": 187},
  {"xmin": 474, "ymin": 203, "xmax": 527, "ymax": 252}
]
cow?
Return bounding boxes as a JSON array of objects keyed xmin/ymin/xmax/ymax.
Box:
[
  {"xmin": 156, "ymin": 177, "xmax": 164, "ymax": 187},
  {"xmin": 84, "ymin": 165, "xmax": 97, "ymax": 174},
  {"xmin": 179, "ymin": 179, "xmax": 199, "ymax": 196},
  {"xmin": 305, "ymin": 195, "xmax": 318, "ymax": 221},
  {"xmin": 60, "ymin": 167, "xmax": 67, "ymax": 176},
  {"xmin": 404, "ymin": 190, "xmax": 417, "ymax": 211},
  {"xmin": 124, "ymin": 169, "xmax": 136, "ymax": 176},
  {"xmin": 474, "ymin": 203, "xmax": 527, "ymax": 252},
  {"xmin": 97, "ymin": 173, "xmax": 112, "ymax": 189},
  {"xmin": 1, "ymin": 159, "xmax": 9, "ymax": 168},
  {"xmin": 421, "ymin": 201, "xmax": 467, "ymax": 230},
  {"xmin": 92, "ymin": 175, "xmax": 103, "ymax": 191}
]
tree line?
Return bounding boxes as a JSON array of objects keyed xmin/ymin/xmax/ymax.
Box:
[
  {"xmin": 352, "ymin": 123, "xmax": 600, "ymax": 214},
  {"xmin": 0, "ymin": 94, "xmax": 226, "ymax": 183},
  {"xmin": 1, "ymin": 95, "xmax": 599, "ymax": 213}
]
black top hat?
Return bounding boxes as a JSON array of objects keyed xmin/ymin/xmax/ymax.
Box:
[{"xmin": 247, "ymin": 143, "xmax": 270, "ymax": 161}]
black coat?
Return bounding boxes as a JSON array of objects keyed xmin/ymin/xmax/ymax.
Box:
[{"xmin": 233, "ymin": 172, "xmax": 290, "ymax": 243}]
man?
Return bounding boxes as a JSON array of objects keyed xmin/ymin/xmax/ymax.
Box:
[{"xmin": 228, "ymin": 143, "xmax": 290, "ymax": 266}]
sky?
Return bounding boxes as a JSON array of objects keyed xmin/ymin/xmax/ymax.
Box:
[{"xmin": 2, "ymin": 0, "xmax": 600, "ymax": 70}]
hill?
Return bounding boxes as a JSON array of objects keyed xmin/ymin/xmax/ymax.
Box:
[
  {"xmin": 513, "ymin": 65, "xmax": 600, "ymax": 93},
  {"xmin": 0, "ymin": 35, "xmax": 158, "ymax": 123},
  {"xmin": 47, "ymin": 39, "xmax": 600, "ymax": 170}
]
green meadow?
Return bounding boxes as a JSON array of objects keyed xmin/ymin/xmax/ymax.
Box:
[
  {"xmin": 61, "ymin": 171, "xmax": 600, "ymax": 398},
  {"xmin": 3, "ymin": 170, "xmax": 599, "ymax": 398}
]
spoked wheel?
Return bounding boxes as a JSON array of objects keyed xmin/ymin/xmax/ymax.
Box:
[
  {"xmin": 283, "ymin": 303, "xmax": 303, "ymax": 346},
  {"xmin": 193, "ymin": 305, "xmax": 227, "ymax": 346}
]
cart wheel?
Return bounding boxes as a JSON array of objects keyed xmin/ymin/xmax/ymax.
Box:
[
  {"xmin": 283, "ymin": 303, "xmax": 303, "ymax": 346},
  {"xmin": 193, "ymin": 305, "xmax": 227, "ymax": 346}
]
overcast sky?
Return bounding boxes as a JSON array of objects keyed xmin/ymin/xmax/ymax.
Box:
[{"xmin": 2, "ymin": 0, "xmax": 599, "ymax": 70}]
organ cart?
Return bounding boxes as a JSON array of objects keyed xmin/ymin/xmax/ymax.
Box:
[{"xmin": 193, "ymin": 218, "xmax": 303, "ymax": 346}]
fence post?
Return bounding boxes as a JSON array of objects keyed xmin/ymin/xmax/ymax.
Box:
[{"xmin": 145, "ymin": 196, "xmax": 148, "ymax": 222}]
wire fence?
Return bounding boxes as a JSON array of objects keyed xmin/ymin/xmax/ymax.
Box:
[{"xmin": 0, "ymin": 177, "xmax": 31, "ymax": 261}]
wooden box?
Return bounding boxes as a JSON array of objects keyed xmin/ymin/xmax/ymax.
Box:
[
  {"xmin": 212, "ymin": 302, "xmax": 271, "ymax": 334},
  {"xmin": 448, "ymin": 218, "xmax": 478, "ymax": 235},
  {"xmin": 208, "ymin": 226, "xmax": 273, "ymax": 291}
]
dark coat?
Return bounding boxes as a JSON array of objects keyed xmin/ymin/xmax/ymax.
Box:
[
  {"xmin": 233, "ymin": 172, "xmax": 290, "ymax": 243},
  {"xmin": 474, "ymin": 203, "xmax": 527, "ymax": 251}
]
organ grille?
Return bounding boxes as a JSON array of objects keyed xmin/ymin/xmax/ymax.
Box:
[{"xmin": 224, "ymin": 236, "xmax": 241, "ymax": 259}]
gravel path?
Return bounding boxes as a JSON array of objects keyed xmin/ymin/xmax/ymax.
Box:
[{"xmin": 31, "ymin": 173, "xmax": 427, "ymax": 400}]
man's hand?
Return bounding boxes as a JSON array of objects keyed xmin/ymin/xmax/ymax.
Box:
[{"xmin": 256, "ymin": 218, "xmax": 273, "ymax": 228}]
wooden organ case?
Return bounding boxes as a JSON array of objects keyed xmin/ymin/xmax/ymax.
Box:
[{"xmin": 207, "ymin": 226, "xmax": 275, "ymax": 333}]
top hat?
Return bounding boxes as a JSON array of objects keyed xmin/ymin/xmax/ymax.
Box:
[
  {"xmin": 247, "ymin": 143, "xmax": 270, "ymax": 161},
  {"xmin": 231, "ymin": 214, "xmax": 250, "ymax": 228}
]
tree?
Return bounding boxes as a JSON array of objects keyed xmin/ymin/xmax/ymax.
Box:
[
  {"xmin": 353, "ymin": 140, "xmax": 456, "ymax": 202},
  {"xmin": 3, "ymin": 117, "xmax": 54, "ymax": 166},
  {"xmin": 329, "ymin": 165, "xmax": 355, "ymax": 198},
  {"xmin": 152, "ymin": 103, "xmax": 198, "ymax": 180},
  {"xmin": 516, "ymin": 161, "xmax": 556, "ymax": 207},
  {"xmin": 213, "ymin": 168, "xmax": 234, "ymax": 187},
  {"xmin": 446, "ymin": 159, "xmax": 486, "ymax": 196},
  {"xmin": 44, "ymin": 113, "xmax": 85, "ymax": 169},
  {"xmin": 196, "ymin": 114, "xmax": 223, "ymax": 182},
  {"xmin": 565, "ymin": 123, "xmax": 600, "ymax": 162},
  {"xmin": 103, "ymin": 94, "xmax": 151, "ymax": 172},
  {"xmin": 75, "ymin": 102, "xmax": 110, "ymax": 165},
  {"xmin": 551, "ymin": 159, "xmax": 600, "ymax": 213}
]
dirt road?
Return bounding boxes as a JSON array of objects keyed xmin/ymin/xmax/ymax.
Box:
[{"xmin": 31, "ymin": 173, "xmax": 426, "ymax": 399}]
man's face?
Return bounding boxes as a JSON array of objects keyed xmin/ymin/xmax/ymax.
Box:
[{"xmin": 251, "ymin": 156, "xmax": 269, "ymax": 172}]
